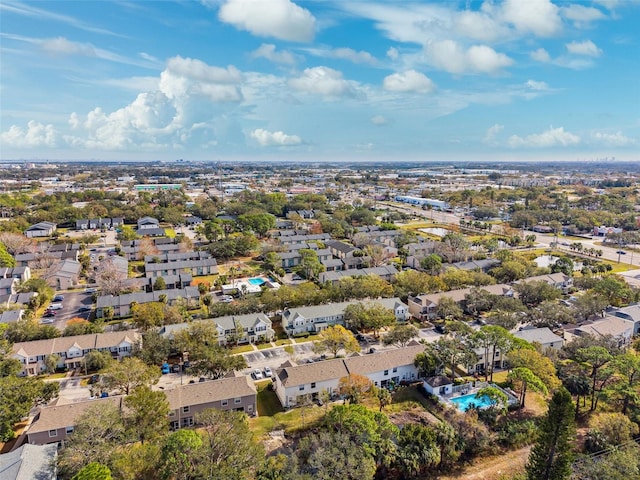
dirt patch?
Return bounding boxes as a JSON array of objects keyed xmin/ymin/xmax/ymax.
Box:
[
  {"xmin": 439, "ymin": 446, "xmax": 531, "ymax": 480},
  {"xmin": 388, "ymin": 407, "xmax": 439, "ymax": 427}
]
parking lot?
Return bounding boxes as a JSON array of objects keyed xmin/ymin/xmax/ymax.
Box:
[{"xmin": 41, "ymin": 291, "xmax": 94, "ymax": 330}]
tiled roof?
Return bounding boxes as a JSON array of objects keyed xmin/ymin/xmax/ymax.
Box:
[
  {"xmin": 163, "ymin": 374, "xmax": 256, "ymax": 409},
  {"xmin": 28, "ymin": 397, "xmax": 124, "ymax": 434}
]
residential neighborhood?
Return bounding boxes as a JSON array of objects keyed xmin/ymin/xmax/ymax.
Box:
[{"xmin": 0, "ymin": 160, "xmax": 639, "ymax": 480}]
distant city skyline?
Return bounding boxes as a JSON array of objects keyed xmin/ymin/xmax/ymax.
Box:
[{"xmin": 1, "ymin": 0, "xmax": 639, "ymax": 162}]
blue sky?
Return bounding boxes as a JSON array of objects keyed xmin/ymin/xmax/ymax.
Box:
[{"xmin": 1, "ymin": 0, "xmax": 638, "ymax": 162}]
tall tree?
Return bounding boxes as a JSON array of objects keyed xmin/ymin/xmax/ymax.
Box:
[
  {"xmin": 124, "ymin": 385, "xmax": 170, "ymax": 444},
  {"xmin": 383, "ymin": 323, "xmax": 418, "ymax": 348},
  {"xmin": 508, "ymin": 367, "xmax": 548, "ymax": 411},
  {"xmin": 195, "ymin": 409, "xmax": 264, "ymax": 480},
  {"xmin": 100, "ymin": 357, "xmax": 161, "ymax": 395},
  {"xmin": 344, "ymin": 302, "xmax": 396, "ymax": 337},
  {"xmin": 58, "ymin": 402, "xmax": 126, "ymax": 478},
  {"xmin": 312, "ymin": 325, "xmax": 360, "ymax": 358},
  {"xmin": 526, "ymin": 388, "xmax": 576, "ymax": 480},
  {"xmin": 172, "ymin": 322, "xmax": 247, "ymax": 379},
  {"xmin": 576, "ymin": 346, "xmax": 613, "ymax": 411}
]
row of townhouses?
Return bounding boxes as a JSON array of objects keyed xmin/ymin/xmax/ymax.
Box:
[
  {"xmin": 274, "ymin": 343, "xmax": 424, "ymax": 408},
  {"xmin": 26, "ymin": 373, "xmax": 256, "ymax": 445},
  {"xmin": 282, "ymin": 297, "xmax": 409, "ymax": 335},
  {"xmin": 12, "ymin": 331, "xmax": 141, "ymax": 376},
  {"xmin": 96, "ymin": 286, "xmax": 200, "ymax": 318}
]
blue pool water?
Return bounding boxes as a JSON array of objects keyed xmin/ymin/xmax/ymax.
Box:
[
  {"xmin": 248, "ymin": 277, "xmax": 266, "ymax": 286},
  {"xmin": 450, "ymin": 393, "xmax": 495, "ymax": 412}
]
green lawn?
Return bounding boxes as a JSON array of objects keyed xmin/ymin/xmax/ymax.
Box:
[
  {"xmin": 257, "ymin": 343, "xmax": 275, "ymax": 350},
  {"xmin": 229, "ymin": 344, "xmax": 255, "ymax": 354},
  {"xmin": 250, "ymin": 404, "xmax": 325, "ymax": 437},
  {"xmin": 256, "ymin": 380, "xmax": 283, "ymax": 417},
  {"xmin": 274, "ymin": 339, "xmax": 292, "ymax": 346},
  {"xmin": 164, "ymin": 228, "xmax": 176, "ymax": 238}
]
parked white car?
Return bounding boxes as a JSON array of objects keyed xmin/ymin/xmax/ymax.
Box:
[
  {"xmin": 48, "ymin": 303, "xmax": 63, "ymax": 310},
  {"xmin": 263, "ymin": 367, "xmax": 273, "ymax": 378},
  {"xmin": 251, "ymin": 369, "xmax": 263, "ymax": 380}
]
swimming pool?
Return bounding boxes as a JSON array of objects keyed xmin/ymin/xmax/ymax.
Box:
[
  {"xmin": 247, "ymin": 277, "xmax": 267, "ymax": 286},
  {"xmin": 449, "ymin": 393, "xmax": 495, "ymax": 412}
]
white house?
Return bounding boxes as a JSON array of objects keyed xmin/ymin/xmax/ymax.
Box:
[
  {"xmin": 24, "ymin": 222, "xmax": 56, "ymax": 238},
  {"xmin": 273, "ymin": 343, "xmax": 423, "ymax": 408},
  {"xmin": 12, "ymin": 331, "xmax": 141, "ymax": 376},
  {"xmin": 281, "ymin": 297, "xmax": 408, "ymax": 336},
  {"xmin": 513, "ymin": 327, "xmax": 564, "ymax": 352}
]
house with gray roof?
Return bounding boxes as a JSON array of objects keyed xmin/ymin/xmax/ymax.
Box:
[
  {"xmin": 144, "ymin": 257, "xmax": 218, "ymax": 278},
  {"xmin": 0, "ymin": 266, "xmax": 31, "ymax": 282},
  {"xmin": 514, "ymin": 327, "xmax": 564, "ymax": 352},
  {"xmin": 565, "ymin": 316, "xmax": 634, "ymax": 348},
  {"xmin": 282, "ymin": 297, "xmax": 408, "ymax": 335},
  {"xmin": 24, "ymin": 221, "xmax": 56, "ymax": 238},
  {"xmin": 27, "ymin": 372, "xmax": 256, "ymax": 444},
  {"xmin": 160, "ymin": 313, "xmax": 274, "ymax": 346},
  {"xmin": 96, "ymin": 286, "xmax": 200, "ymax": 318},
  {"xmin": 408, "ymin": 283, "xmax": 514, "ymax": 321},
  {"xmin": 274, "ymin": 344, "xmax": 423, "ymax": 408},
  {"xmin": 136, "ymin": 216, "xmax": 165, "ymax": 236},
  {"xmin": 611, "ymin": 304, "xmax": 640, "ymax": 335},
  {"xmin": 164, "ymin": 373, "xmax": 257, "ymax": 428},
  {"xmin": 13, "ymin": 331, "xmax": 141, "ymax": 376},
  {"xmin": 45, "ymin": 259, "xmax": 81, "ymax": 290},
  {"xmin": 318, "ymin": 265, "xmax": 398, "ymax": 284},
  {"xmin": 0, "ymin": 309, "xmax": 24, "ymax": 325},
  {"xmin": 0, "ymin": 443, "xmax": 57, "ymax": 479}
]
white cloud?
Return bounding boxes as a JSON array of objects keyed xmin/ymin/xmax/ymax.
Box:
[
  {"xmin": 383, "ymin": 70, "xmax": 435, "ymax": 93},
  {"xmin": 497, "ymin": 0, "xmax": 562, "ymax": 37},
  {"xmin": 41, "ymin": 36, "xmax": 96, "ymax": 56},
  {"xmin": 453, "ymin": 10, "xmax": 510, "ymax": 43},
  {"xmin": 483, "ymin": 123, "xmax": 504, "ymax": 145},
  {"xmin": 250, "ymin": 128, "xmax": 302, "ymax": 146},
  {"xmin": 530, "ymin": 48, "xmax": 551, "ymax": 63},
  {"xmin": 0, "ymin": 120, "xmax": 58, "ymax": 148},
  {"xmin": 508, "ymin": 127, "xmax": 581, "ymax": 148},
  {"xmin": 305, "ymin": 47, "xmax": 378, "ymax": 65},
  {"xmin": 160, "ymin": 56, "xmax": 243, "ymax": 102},
  {"xmin": 526, "ymin": 80, "xmax": 549, "ymax": 91},
  {"xmin": 250, "ymin": 43, "xmax": 296, "ymax": 64},
  {"xmin": 288, "ymin": 66, "xmax": 356, "ymax": 97},
  {"xmin": 566, "ymin": 40, "xmax": 602, "ymax": 57},
  {"xmin": 370, "ymin": 115, "xmax": 388, "ymax": 126},
  {"xmin": 591, "ymin": 131, "xmax": 636, "ymax": 146},
  {"xmin": 560, "ymin": 5, "xmax": 607, "ymax": 27},
  {"xmin": 386, "ymin": 47, "xmax": 399, "ymax": 60},
  {"xmin": 426, "ymin": 40, "xmax": 513, "ymax": 75},
  {"xmin": 218, "ymin": 0, "xmax": 316, "ymax": 42}
]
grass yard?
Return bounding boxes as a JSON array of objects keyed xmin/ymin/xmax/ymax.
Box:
[
  {"xmin": 274, "ymin": 339, "xmax": 292, "ymax": 346},
  {"xmin": 257, "ymin": 343, "xmax": 275, "ymax": 350},
  {"xmin": 164, "ymin": 228, "xmax": 176, "ymax": 238},
  {"xmin": 250, "ymin": 404, "xmax": 325, "ymax": 438},
  {"xmin": 256, "ymin": 380, "xmax": 283, "ymax": 417},
  {"xmin": 229, "ymin": 344, "xmax": 255, "ymax": 354}
]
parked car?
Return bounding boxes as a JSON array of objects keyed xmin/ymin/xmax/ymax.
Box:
[
  {"xmin": 48, "ymin": 303, "xmax": 63, "ymax": 310},
  {"xmin": 434, "ymin": 324, "xmax": 447, "ymax": 334},
  {"xmin": 85, "ymin": 288, "xmax": 97, "ymax": 293},
  {"xmin": 263, "ymin": 367, "xmax": 273, "ymax": 378},
  {"xmin": 43, "ymin": 310, "xmax": 56, "ymax": 317},
  {"xmin": 252, "ymin": 369, "xmax": 263, "ymax": 380},
  {"xmin": 53, "ymin": 294, "xmax": 64, "ymax": 302},
  {"xmin": 79, "ymin": 306, "xmax": 92, "ymax": 312},
  {"xmin": 172, "ymin": 364, "xmax": 181, "ymax": 373},
  {"xmin": 161, "ymin": 363, "xmax": 170, "ymax": 374},
  {"xmin": 40, "ymin": 317, "xmax": 55, "ymax": 324}
]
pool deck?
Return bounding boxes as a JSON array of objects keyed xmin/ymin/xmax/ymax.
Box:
[{"xmin": 441, "ymin": 382, "xmax": 519, "ymax": 411}]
